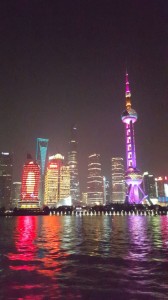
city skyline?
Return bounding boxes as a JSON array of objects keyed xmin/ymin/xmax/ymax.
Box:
[{"xmin": 0, "ymin": 1, "xmax": 168, "ymax": 193}]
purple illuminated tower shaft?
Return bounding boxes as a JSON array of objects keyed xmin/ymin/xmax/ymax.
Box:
[{"xmin": 121, "ymin": 73, "xmax": 145, "ymax": 204}]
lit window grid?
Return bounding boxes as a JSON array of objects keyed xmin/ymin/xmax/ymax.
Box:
[
  {"xmin": 21, "ymin": 162, "xmax": 40, "ymax": 201},
  {"xmin": 44, "ymin": 162, "xmax": 70, "ymax": 206}
]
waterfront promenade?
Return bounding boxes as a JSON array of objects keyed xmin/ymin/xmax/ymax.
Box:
[{"xmin": 1, "ymin": 204, "xmax": 168, "ymax": 217}]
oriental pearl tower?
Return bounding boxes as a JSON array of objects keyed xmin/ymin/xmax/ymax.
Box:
[{"xmin": 121, "ymin": 73, "xmax": 146, "ymax": 204}]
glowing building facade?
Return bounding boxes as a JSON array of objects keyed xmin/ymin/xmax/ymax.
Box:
[
  {"xmin": 81, "ymin": 192, "xmax": 88, "ymax": 205},
  {"xmin": 36, "ymin": 138, "xmax": 49, "ymax": 206},
  {"xmin": 0, "ymin": 152, "xmax": 13, "ymax": 208},
  {"xmin": 121, "ymin": 73, "xmax": 145, "ymax": 204},
  {"xmin": 11, "ymin": 182, "xmax": 21, "ymax": 208},
  {"xmin": 155, "ymin": 176, "xmax": 168, "ymax": 204},
  {"xmin": 111, "ymin": 157, "xmax": 125, "ymax": 203},
  {"xmin": 143, "ymin": 172, "xmax": 157, "ymax": 204},
  {"xmin": 68, "ymin": 125, "xmax": 80, "ymax": 205},
  {"xmin": 44, "ymin": 153, "xmax": 70, "ymax": 207},
  {"xmin": 18, "ymin": 155, "xmax": 40, "ymax": 208},
  {"xmin": 87, "ymin": 154, "xmax": 104, "ymax": 206}
]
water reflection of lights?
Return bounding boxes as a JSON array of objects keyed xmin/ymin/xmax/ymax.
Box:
[
  {"xmin": 148, "ymin": 216, "xmax": 162, "ymax": 248},
  {"xmin": 7, "ymin": 216, "xmax": 68, "ymax": 298},
  {"xmin": 126, "ymin": 216, "xmax": 151, "ymax": 261},
  {"xmin": 37, "ymin": 216, "xmax": 67, "ymax": 278},
  {"xmin": 160, "ymin": 216, "xmax": 168, "ymax": 249},
  {"xmin": 8, "ymin": 216, "xmax": 37, "ymax": 270}
]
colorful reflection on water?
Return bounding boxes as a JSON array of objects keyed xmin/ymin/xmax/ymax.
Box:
[
  {"xmin": 8, "ymin": 216, "xmax": 37, "ymax": 270},
  {"xmin": 0, "ymin": 215, "xmax": 168, "ymax": 299},
  {"xmin": 126, "ymin": 216, "xmax": 151, "ymax": 260},
  {"xmin": 161, "ymin": 216, "xmax": 168, "ymax": 249}
]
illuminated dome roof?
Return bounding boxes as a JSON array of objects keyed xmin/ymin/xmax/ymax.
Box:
[
  {"xmin": 55, "ymin": 153, "xmax": 64, "ymax": 160},
  {"xmin": 49, "ymin": 153, "xmax": 64, "ymax": 160}
]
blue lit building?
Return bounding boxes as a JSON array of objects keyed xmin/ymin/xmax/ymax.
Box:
[{"xmin": 36, "ymin": 138, "xmax": 49, "ymax": 206}]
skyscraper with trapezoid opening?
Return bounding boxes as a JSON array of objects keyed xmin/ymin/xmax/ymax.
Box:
[{"xmin": 36, "ymin": 138, "xmax": 49, "ymax": 206}]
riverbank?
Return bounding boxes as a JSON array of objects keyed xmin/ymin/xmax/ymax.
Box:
[{"xmin": 0, "ymin": 204, "xmax": 168, "ymax": 216}]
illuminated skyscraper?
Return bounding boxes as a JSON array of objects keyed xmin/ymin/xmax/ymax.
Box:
[
  {"xmin": 44, "ymin": 153, "xmax": 70, "ymax": 207},
  {"xmin": 121, "ymin": 73, "xmax": 146, "ymax": 203},
  {"xmin": 36, "ymin": 138, "xmax": 49, "ymax": 206},
  {"xmin": 111, "ymin": 157, "xmax": 125, "ymax": 203},
  {"xmin": 155, "ymin": 176, "xmax": 168, "ymax": 204},
  {"xmin": 68, "ymin": 125, "xmax": 80, "ymax": 205},
  {"xmin": 87, "ymin": 154, "xmax": 104, "ymax": 206},
  {"xmin": 18, "ymin": 154, "xmax": 40, "ymax": 208},
  {"xmin": 0, "ymin": 152, "xmax": 13, "ymax": 208},
  {"xmin": 11, "ymin": 182, "xmax": 21, "ymax": 208},
  {"xmin": 143, "ymin": 172, "xmax": 157, "ymax": 203}
]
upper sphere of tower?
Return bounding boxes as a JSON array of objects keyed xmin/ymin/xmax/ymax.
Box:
[{"xmin": 121, "ymin": 108, "xmax": 138, "ymax": 124}]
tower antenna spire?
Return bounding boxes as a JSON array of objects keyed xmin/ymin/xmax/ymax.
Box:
[{"xmin": 125, "ymin": 72, "xmax": 131, "ymax": 109}]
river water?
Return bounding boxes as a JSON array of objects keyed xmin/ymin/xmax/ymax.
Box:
[{"xmin": 0, "ymin": 215, "xmax": 168, "ymax": 299}]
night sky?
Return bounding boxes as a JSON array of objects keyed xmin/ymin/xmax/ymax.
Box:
[{"xmin": 0, "ymin": 1, "xmax": 168, "ymax": 192}]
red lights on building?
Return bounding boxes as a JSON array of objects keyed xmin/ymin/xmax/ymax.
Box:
[
  {"xmin": 155, "ymin": 176, "xmax": 168, "ymax": 182},
  {"xmin": 21, "ymin": 160, "xmax": 40, "ymax": 202}
]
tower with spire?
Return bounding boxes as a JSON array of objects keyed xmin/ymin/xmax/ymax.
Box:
[
  {"xmin": 68, "ymin": 124, "xmax": 80, "ymax": 205},
  {"xmin": 121, "ymin": 73, "xmax": 146, "ymax": 203}
]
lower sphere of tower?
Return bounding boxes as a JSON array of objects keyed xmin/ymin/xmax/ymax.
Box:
[{"xmin": 125, "ymin": 168, "xmax": 143, "ymax": 186}]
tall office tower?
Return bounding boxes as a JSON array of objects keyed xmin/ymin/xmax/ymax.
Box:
[
  {"xmin": 143, "ymin": 172, "xmax": 157, "ymax": 203},
  {"xmin": 111, "ymin": 158, "xmax": 125, "ymax": 203},
  {"xmin": 121, "ymin": 73, "xmax": 146, "ymax": 204},
  {"xmin": 0, "ymin": 152, "xmax": 13, "ymax": 208},
  {"xmin": 87, "ymin": 154, "xmax": 104, "ymax": 206},
  {"xmin": 36, "ymin": 138, "xmax": 49, "ymax": 206},
  {"xmin": 68, "ymin": 125, "xmax": 80, "ymax": 205},
  {"xmin": 44, "ymin": 153, "xmax": 70, "ymax": 207},
  {"xmin": 155, "ymin": 176, "xmax": 168, "ymax": 204},
  {"xmin": 11, "ymin": 182, "xmax": 21, "ymax": 208},
  {"xmin": 18, "ymin": 155, "xmax": 40, "ymax": 209}
]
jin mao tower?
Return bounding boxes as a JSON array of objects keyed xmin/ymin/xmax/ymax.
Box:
[
  {"xmin": 121, "ymin": 73, "xmax": 145, "ymax": 203},
  {"xmin": 68, "ymin": 125, "xmax": 80, "ymax": 205},
  {"xmin": 87, "ymin": 154, "xmax": 104, "ymax": 206}
]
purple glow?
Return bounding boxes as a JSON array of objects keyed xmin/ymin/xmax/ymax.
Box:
[
  {"xmin": 122, "ymin": 74, "xmax": 146, "ymax": 204},
  {"xmin": 126, "ymin": 73, "xmax": 131, "ymax": 96},
  {"xmin": 125, "ymin": 121, "xmax": 136, "ymax": 169}
]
